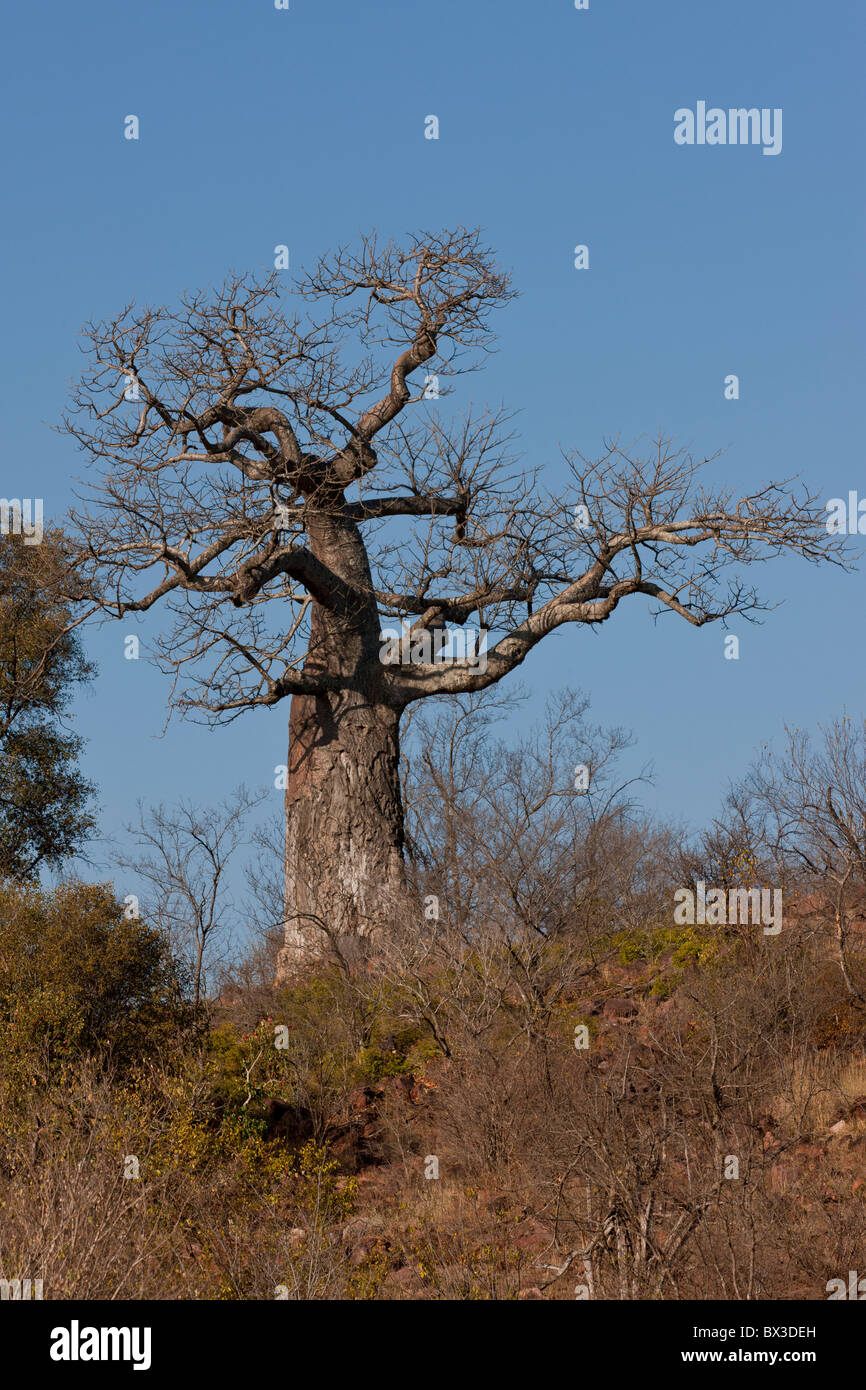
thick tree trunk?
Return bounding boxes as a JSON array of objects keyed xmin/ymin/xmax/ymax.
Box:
[
  {"xmin": 275, "ymin": 506, "xmax": 411, "ymax": 979},
  {"xmin": 277, "ymin": 687, "xmax": 408, "ymax": 977}
]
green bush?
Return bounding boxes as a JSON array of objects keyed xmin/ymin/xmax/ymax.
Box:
[{"xmin": 0, "ymin": 877, "xmax": 192, "ymax": 1082}]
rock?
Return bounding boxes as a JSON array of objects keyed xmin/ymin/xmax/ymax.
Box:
[
  {"xmin": 603, "ymin": 997, "xmax": 639, "ymax": 1020},
  {"xmin": 348, "ymin": 1085, "xmax": 381, "ymax": 1114},
  {"xmin": 340, "ymin": 1218, "xmax": 365, "ymax": 1246},
  {"xmin": 383, "ymin": 1266, "xmax": 427, "ymax": 1297},
  {"xmin": 410, "ymin": 1078, "xmax": 437, "ymax": 1103}
]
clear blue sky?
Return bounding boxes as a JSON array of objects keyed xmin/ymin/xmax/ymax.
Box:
[{"xmin": 2, "ymin": 0, "xmax": 863, "ymax": 881}]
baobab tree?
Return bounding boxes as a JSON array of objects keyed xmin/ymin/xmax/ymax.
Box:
[{"xmin": 62, "ymin": 227, "xmax": 845, "ymax": 974}]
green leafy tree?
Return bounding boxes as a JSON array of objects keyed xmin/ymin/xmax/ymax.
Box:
[
  {"xmin": 0, "ymin": 877, "xmax": 192, "ymax": 1076},
  {"xmin": 0, "ymin": 530, "xmax": 96, "ymax": 877}
]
